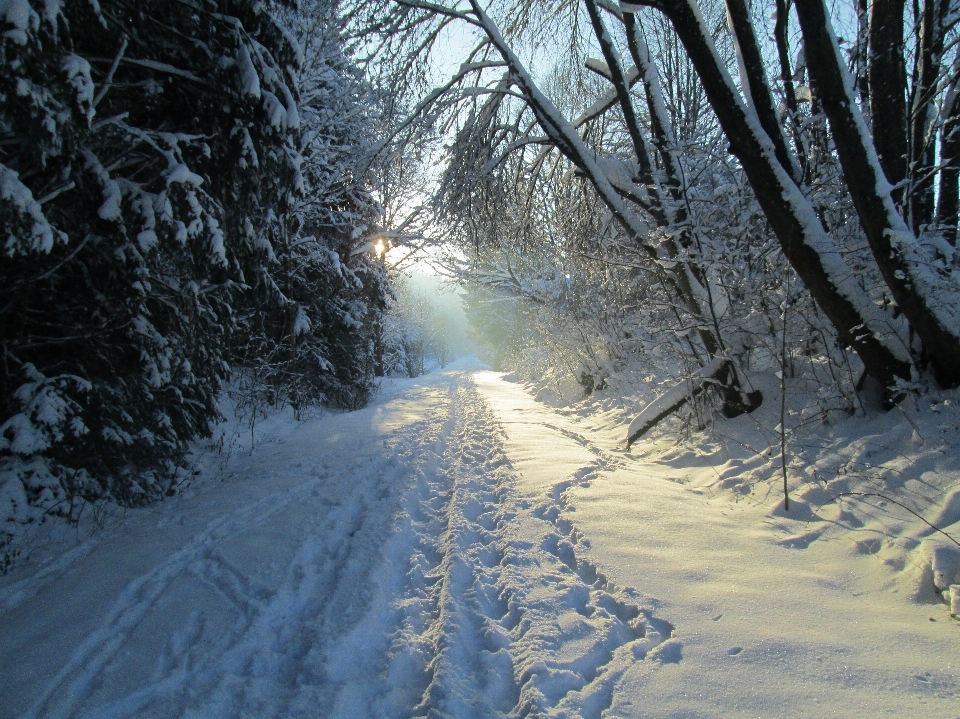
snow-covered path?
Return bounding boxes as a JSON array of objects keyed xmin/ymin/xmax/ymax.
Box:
[
  {"xmin": 1, "ymin": 366, "xmax": 668, "ymax": 719},
  {"xmin": 1, "ymin": 364, "xmax": 957, "ymax": 718}
]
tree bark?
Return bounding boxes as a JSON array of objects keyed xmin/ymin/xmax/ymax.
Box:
[
  {"xmin": 632, "ymin": 0, "xmax": 913, "ymax": 394},
  {"xmin": 867, "ymin": 0, "xmax": 908, "ymax": 203},
  {"xmin": 937, "ymin": 79, "xmax": 960, "ymax": 246},
  {"xmin": 908, "ymin": 0, "xmax": 948, "ymax": 232},
  {"xmin": 855, "ymin": 0, "xmax": 871, "ymax": 112},
  {"xmin": 794, "ymin": 0, "xmax": 960, "ymax": 387}
]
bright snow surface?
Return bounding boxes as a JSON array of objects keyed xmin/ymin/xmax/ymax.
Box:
[{"xmin": 1, "ymin": 359, "xmax": 958, "ymax": 718}]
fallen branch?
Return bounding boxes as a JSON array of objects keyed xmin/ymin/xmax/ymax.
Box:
[{"xmin": 626, "ymin": 356, "xmax": 731, "ymax": 448}]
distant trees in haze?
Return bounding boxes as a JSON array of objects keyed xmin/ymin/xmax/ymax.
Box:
[{"xmin": 383, "ymin": 276, "xmax": 468, "ymax": 377}]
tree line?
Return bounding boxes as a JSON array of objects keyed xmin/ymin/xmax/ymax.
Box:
[
  {"xmin": 1, "ymin": 0, "xmax": 386, "ymax": 522},
  {"xmin": 350, "ymin": 0, "xmax": 960, "ymax": 444}
]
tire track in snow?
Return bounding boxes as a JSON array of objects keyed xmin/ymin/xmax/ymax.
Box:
[
  {"xmin": 20, "ymin": 469, "xmax": 346, "ymax": 719},
  {"xmin": 348, "ymin": 374, "xmax": 674, "ymax": 719},
  {"xmin": 298, "ymin": 375, "xmax": 512, "ymax": 718},
  {"xmin": 282, "ymin": 392, "xmax": 459, "ymax": 718}
]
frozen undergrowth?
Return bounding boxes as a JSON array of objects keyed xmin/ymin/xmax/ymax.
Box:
[{"xmin": 515, "ymin": 366, "xmax": 960, "ymax": 617}]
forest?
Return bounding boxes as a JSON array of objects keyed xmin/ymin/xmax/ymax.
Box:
[
  {"xmin": 2, "ymin": 0, "xmax": 960, "ymax": 586},
  {"xmin": 3, "ymin": 1, "xmax": 960, "ymax": 716}
]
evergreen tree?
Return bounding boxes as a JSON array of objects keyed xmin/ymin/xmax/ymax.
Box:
[
  {"xmin": 233, "ymin": 0, "xmax": 387, "ymax": 414},
  {"xmin": 1, "ymin": 0, "xmax": 301, "ymax": 508}
]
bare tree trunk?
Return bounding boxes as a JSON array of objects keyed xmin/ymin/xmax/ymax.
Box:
[
  {"xmin": 794, "ymin": 0, "xmax": 960, "ymax": 387},
  {"xmin": 633, "ymin": 0, "xmax": 914, "ymax": 395},
  {"xmin": 937, "ymin": 78, "xmax": 960, "ymax": 246},
  {"xmin": 624, "ymin": 12, "xmax": 762, "ymax": 416},
  {"xmin": 855, "ymin": 0, "xmax": 872, "ymax": 112},
  {"xmin": 868, "ymin": 0, "xmax": 908, "ymax": 204},
  {"xmin": 626, "ymin": 357, "xmax": 734, "ymax": 447},
  {"xmin": 773, "ymin": 0, "xmax": 808, "ymax": 173},
  {"xmin": 908, "ymin": 0, "xmax": 948, "ymax": 232}
]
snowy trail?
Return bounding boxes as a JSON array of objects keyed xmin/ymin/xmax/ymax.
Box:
[
  {"xmin": 0, "ymin": 366, "xmax": 670, "ymax": 719},
  {"xmin": 474, "ymin": 371, "xmax": 960, "ymax": 718},
  {"xmin": 4, "ymin": 364, "xmax": 958, "ymax": 718}
]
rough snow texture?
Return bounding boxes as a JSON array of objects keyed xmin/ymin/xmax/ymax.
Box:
[
  {"xmin": 477, "ymin": 368, "xmax": 960, "ymax": 716},
  {"xmin": 2, "ymin": 364, "xmax": 958, "ymax": 717},
  {"xmin": 0, "ymin": 364, "xmax": 669, "ymax": 719}
]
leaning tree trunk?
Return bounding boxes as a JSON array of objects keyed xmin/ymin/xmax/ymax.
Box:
[
  {"xmin": 773, "ymin": 0, "xmax": 808, "ymax": 173},
  {"xmin": 633, "ymin": 0, "xmax": 914, "ymax": 396},
  {"xmin": 725, "ymin": 0, "xmax": 801, "ymax": 181},
  {"xmin": 794, "ymin": 0, "xmax": 960, "ymax": 387}
]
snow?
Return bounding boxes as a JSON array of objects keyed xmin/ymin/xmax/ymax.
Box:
[
  {"xmin": 475, "ymin": 369, "xmax": 960, "ymax": 716},
  {"xmin": 293, "ymin": 306, "xmax": 311, "ymax": 336},
  {"xmin": 0, "ymin": 470, "xmax": 33, "ymax": 524},
  {"xmin": 0, "ymin": 0, "xmax": 37, "ymax": 44},
  {"xmin": 1, "ymin": 363, "xmax": 958, "ymax": 717},
  {"xmin": 236, "ymin": 44, "xmax": 261, "ymax": 99},
  {"xmin": 165, "ymin": 164, "xmax": 203, "ymax": 188},
  {"xmin": 62, "ymin": 55, "xmax": 95, "ymax": 124},
  {"xmin": 1, "ymin": 164, "xmax": 57, "ymax": 255},
  {"xmin": 97, "ymin": 180, "xmax": 121, "ymax": 221}
]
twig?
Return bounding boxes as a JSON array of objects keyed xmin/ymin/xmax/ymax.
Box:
[
  {"xmin": 93, "ymin": 36, "xmax": 129, "ymax": 108},
  {"xmin": 827, "ymin": 491, "xmax": 960, "ymax": 548},
  {"xmin": 779, "ymin": 278, "xmax": 790, "ymax": 511}
]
